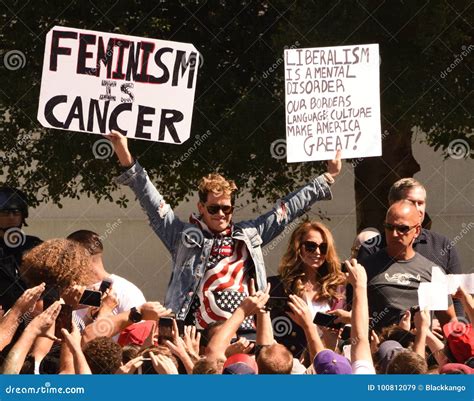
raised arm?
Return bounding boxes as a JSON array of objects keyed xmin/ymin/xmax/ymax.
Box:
[
  {"xmin": 413, "ymin": 308, "xmax": 431, "ymax": 358},
  {"xmin": 0, "ymin": 283, "xmax": 45, "ymax": 351},
  {"xmin": 346, "ymin": 259, "xmax": 373, "ymax": 365},
  {"xmin": 62, "ymin": 325, "xmax": 92, "ymax": 374},
  {"xmin": 245, "ymin": 151, "xmax": 341, "ymax": 247},
  {"xmin": 287, "ymin": 294, "xmax": 326, "ymax": 362},
  {"xmin": 105, "ymin": 130, "xmax": 185, "ymax": 251},
  {"xmin": 0, "ymin": 301, "xmax": 61, "ymax": 374},
  {"xmin": 206, "ymin": 287, "xmax": 269, "ymax": 361},
  {"xmin": 81, "ymin": 302, "xmax": 171, "ymax": 345},
  {"xmin": 453, "ymin": 286, "xmax": 474, "ymax": 323}
]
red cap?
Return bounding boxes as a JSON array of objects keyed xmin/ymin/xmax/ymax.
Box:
[
  {"xmin": 118, "ymin": 321, "xmax": 155, "ymax": 347},
  {"xmin": 443, "ymin": 321, "xmax": 474, "ymax": 364},
  {"xmin": 223, "ymin": 353, "xmax": 258, "ymax": 373},
  {"xmin": 439, "ymin": 363, "xmax": 474, "ymax": 374}
]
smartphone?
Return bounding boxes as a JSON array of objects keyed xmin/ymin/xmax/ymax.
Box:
[
  {"xmin": 266, "ymin": 297, "xmax": 289, "ymax": 312},
  {"xmin": 158, "ymin": 317, "xmax": 174, "ymax": 344},
  {"xmin": 175, "ymin": 319, "xmax": 185, "ymax": 336},
  {"xmin": 137, "ymin": 358, "xmax": 156, "ymax": 375},
  {"xmin": 313, "ymin": 312, "xmax": 343, "ymax": 330},
  {"xmin": 99, "ymin": 280, "xmax": 112, "ymax": 294},
  {"xmin": 79, "ymin": 290, "xmax": 102, "ymax": 307},
  {"xmin": 54, "ymin": 304, "xmax": 73, "ymax": 339},
  {"xmin": 340, "ymin": 324, "xmax": 351, "ymax": 341},
  {"xmin": 341, "ymin": 262, "xmax": 348, "ymax": 273},
  {"xmin": 42, "ymin": 286, "xmax": 60, "ymax": 309}
]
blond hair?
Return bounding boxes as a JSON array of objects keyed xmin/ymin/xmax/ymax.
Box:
[
  {"xmin": 278, "ymin": 220, "xmax": 345, "ymax": 303},
  {"xmin": 198, "ymin": 173, "xmax": 237, "ymax": 203}
]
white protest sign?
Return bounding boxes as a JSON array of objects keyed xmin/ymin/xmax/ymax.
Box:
[
  {"xmin": 284, "ymin": 44, "xmax": 381, "ymax": 162},
  {"xmin": 38, "ymin": 26, "xmax": 200, "ymax": 144},
  {"xmin": 431, "ymin": 265, "xmax": 474, "ymax": 294},
  {"xmin": 417, "ymin": 266, "xmax": 474, "ymax": 310},
  {"xmin": 418, "ymin": 282, "xmax": 449, "ymax": 311}
]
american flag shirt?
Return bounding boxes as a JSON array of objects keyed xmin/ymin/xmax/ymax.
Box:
[{"xmin": 187, "ymin": 215, "xmax": 254, "ymax": 330}]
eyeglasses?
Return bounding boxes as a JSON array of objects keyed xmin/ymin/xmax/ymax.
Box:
[
  {"xmin": 383, "ymin": 222, "xmax": 419, "ymax": 234},
  {"xmin": 0, "ymin": 210, "xmax": 22, "ymax": 217},
  {"xmin": 205, "ymin": 204, "xmax": 234, "ymax": 215},
  {"xmin": 302, "ymin": 241, "xmax": 328, "ymax": 255}
]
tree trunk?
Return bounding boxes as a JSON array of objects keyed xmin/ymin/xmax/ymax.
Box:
[{"xmin": 354, "ymin": 129, "xmax": 420, "ymax": 233}]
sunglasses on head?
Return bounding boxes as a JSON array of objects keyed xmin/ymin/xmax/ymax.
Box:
[
  {"xmin": 205, "ymin": 204, "xmax": 234, "ymax": 215},
  {"xmin": 302, "ymin": 241, "xmax": 328, "ymax": 254},
  {"xmin": 383, "ymin": 222, "xmax": 418, "ymax": 234}
]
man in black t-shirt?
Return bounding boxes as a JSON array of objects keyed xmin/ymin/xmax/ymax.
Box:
[
  {"xmin": 358, "ymin": 177, "xmax": 463, "ymax": 317},
  {"xmin": 365, "ymin": 200, "xmax": 455, "ymax": 331}
]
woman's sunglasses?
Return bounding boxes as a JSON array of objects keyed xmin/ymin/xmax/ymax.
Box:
[
  {"xmin": 205, "ymin": 204, "xmax": 234, "ymax": 215},
  {"xmin": 302, "ymin": 241, "xmax": 328, "ymax": 255}
]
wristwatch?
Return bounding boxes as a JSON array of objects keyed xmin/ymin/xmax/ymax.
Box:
[{"xmin": 128, "ymin": 306, "xmax": 142, "ymax": 323}]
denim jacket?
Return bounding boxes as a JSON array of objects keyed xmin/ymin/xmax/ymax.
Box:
[{"xmin": 116, "ymin": 162, "xmax": 332, "ymax": 320}]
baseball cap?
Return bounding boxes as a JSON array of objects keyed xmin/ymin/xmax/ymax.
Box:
[
  {"xmin": 313, "ymin": 350, "xmax": 352, "ymax": 374},
  {"xmin": 223, "ymin": 353, "xmax": 258, "ymax": 375},
  {"xmin": 443, "ymin": 321, "xmax": 474, "ymax": 364}
]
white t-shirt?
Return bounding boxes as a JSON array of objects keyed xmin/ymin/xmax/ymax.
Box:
[
  {"xmin": 352, "ymin": 359, "xmax": 376, "ymax": 374},
  {"xmin": 74, "ymin": 273, "xmax": 146, "ymax": 331},
  {"xmin": 307, "ymin": 299, "xmax": 331, "ymax": 337}
]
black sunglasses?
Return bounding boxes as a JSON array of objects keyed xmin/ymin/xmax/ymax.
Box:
[
  {"xmin": 205, "ymin": 204, "xmax": 234, "ymax": 215},
  {"xmin": 383, "ymin": 222, "xmax": 418, "ymax": 234},
  {"xmin": 302, "ymin": 241, "xmax": 328, "ymax": 255}
]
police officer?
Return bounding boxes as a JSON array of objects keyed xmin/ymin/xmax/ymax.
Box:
[{"xmin": 0, "ymin": 187, "xmax": 42, "ymax": 310}]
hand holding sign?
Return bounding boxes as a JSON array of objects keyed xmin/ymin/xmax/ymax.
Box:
[
  {"xmin": 104, "ymin": 130, "xmax": 134, "ymax": 167},
  {"xmin": 326, "ymin": 149, "xmax": 342, "ymax": 179}
]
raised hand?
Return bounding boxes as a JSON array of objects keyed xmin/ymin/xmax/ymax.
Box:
[
  {"xmin": 149, "ymin": 352, "xmax": 178, "ymax": 375},
  {"xmin": 183, "ymin": 325, "xmax": 201, "ymax": 358},
  {"xmin": 139, "ymin": 302, "xmax": 173, "ymax": 321},
  {"xmin": 326, "ymin": 149, "xmax": 342, "ymax": 178},
  {"xmin": 287, "ymin": 294, "xmax": 313, "ymax": 330},
  {"xmin": 104, "ymin": 130, "xmax": 134, "ymax": 167}
]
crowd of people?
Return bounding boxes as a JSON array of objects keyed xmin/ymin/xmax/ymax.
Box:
[{"xmin": 0, "ymin": 130, "xmax": 472, "ymax": 375}]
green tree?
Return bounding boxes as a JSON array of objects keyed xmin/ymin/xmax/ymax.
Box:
[{"xmin": 0, "ymin": 0, "xmax": 472, "ymax": 229}]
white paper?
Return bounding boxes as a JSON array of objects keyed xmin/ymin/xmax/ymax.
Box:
[
  {"xmin": 284, "ymin": 44, "xmax": 381, "ymax": 162},
  {"xmin": 418, "ymin": 282, "xmax": 449, "ymax": 311},
  {"xmin": 447, "ymin": 273, "xmax": 474, "ymax": 294},
  {"xmin": 38, "ymin": 26, "xmax": 199, "ymax": 144}
]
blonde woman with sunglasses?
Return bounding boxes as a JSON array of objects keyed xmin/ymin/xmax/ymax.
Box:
[{"xmin": 267, "ymin": 220, "xmax": 346, "ymax": 361}]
